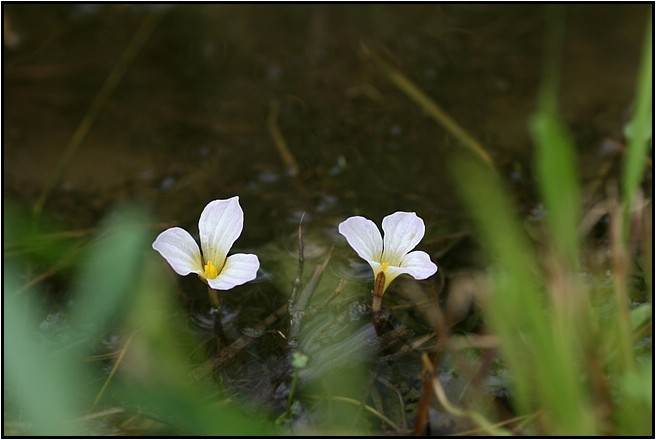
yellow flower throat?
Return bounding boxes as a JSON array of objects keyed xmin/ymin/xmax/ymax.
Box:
[
  {"xmin": 204, "ymin": 260, "xmax": 219, "ymax": 279},
  {"xmin": 381, "ymin": 261, "xmax": 390, "ymax": 272}
]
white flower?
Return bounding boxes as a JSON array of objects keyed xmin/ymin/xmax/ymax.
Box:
[
  {"xmin": 338, "ymin": 211, "xmax": 437, "ymax": 295},
  {"xmin": 152, "ymin": 196, "xmax": 260, "ymax": 290}
]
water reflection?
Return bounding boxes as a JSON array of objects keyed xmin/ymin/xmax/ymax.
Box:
[{"xmin": 5, "ymin": 4, "xmax": 646, "ymax": 233}]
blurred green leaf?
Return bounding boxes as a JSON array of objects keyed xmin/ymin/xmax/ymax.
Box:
[
  {"xmin": 531, "ymin": 6, "xmax": 581, "ymax": 267},
  {"xmin": 452, "ymin": 155, "xmax": 596, "ymax": 435},
  {"xmin": 451, "ymin": 158, "xmax": 540, "ymax": 407},
  {"xmin": 4, "ymin": 201, "xmax": 86, "ymax": 273},
  {"xmin": 622, "ymin": 359, "xmax": 652, "ymax": 405},
  {"xmin": 622, "ymin": 15, "xmax": 653, "ymax": 233},
  {"xmin": 4, "ymin": 265, "xmax": 84, "ymax": 435},
  {"xmin": 616, "ymin": 358, "xmax": 653, "ymax": 436},
  {"xmin": 531, "ymin": 109, "xmax": 581, "ymax": 265},
  {"xmin": 117, "ymin": 384, "xmax": 275, "ymax": 436},
  {"xmin": 629, "ymin": 303, "xmax": 652, "ymax": 333},
  {"xmin": 4, "ymin": 204, "xmax": 154, "ymax": 435},
  {"xmin": 68, "ymin": 205, "xmax": 151, "ymax": 348}
]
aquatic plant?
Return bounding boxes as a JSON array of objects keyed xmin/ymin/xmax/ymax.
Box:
[
  {"xmin": 338, "ymin": 211, "xmax": 438, "ymax": 312},
  {"xmin": 152, "ymin": 196, "xmax": 260, "ymax": 306}
]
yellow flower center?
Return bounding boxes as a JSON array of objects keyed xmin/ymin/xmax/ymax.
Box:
[
  {"xmin": 204, "ymin": 260, "xmax": 219, "ymax": 279},
  {"xmin": 381, "ymin": 261, "xmax": 390, "ymax": 272}
]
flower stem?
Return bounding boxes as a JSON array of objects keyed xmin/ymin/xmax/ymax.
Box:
[
  {"xmin": 372, "ymin": 272, "xmax": 388, "ymax": 335},
  {"xmin": 372, "ymin": 293, "xmax": 382, "ymax": 313},
  {"xmin": 207, "ymin": 287, "xmax": 220, "ymax": 309},
  {"xmin": 372, "ymin": 271, "xmax": 386, "ymax": 312},
  {"xmin": 207, "ymin": 287, "xmax": 227, "ymax": 351}
]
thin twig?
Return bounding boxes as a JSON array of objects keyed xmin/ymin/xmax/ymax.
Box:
[
  {"xmin": 412, "ymin": 367, "xmax": 434, "ymax": 435},
  {"xmin": 411, "ymin": 283, "xmax": 451, "ymax": 435},
  {"xmin": 446, "ymin": 334, "xmax": 500, "ymax": 351},
  {"xmin": 376, "ymin": 377, "xmax": 408, "ymax": 432},
  {"xmin": 360, "ymin": 42, "xmax": 494, "ymax": 168},
  {"xmin": 423, "ymin": 354, "xmax": 511, "ymax": 436},
  {"xmin": 82, "ymin": 407, "xmax": 125, "ymax": 421},
  {"xmin": 326, "ymin": 395, "xmax": 401, "ymax": 433},
  {"xmin": 317, "ymin": 278, "xmax": 349, "ymax": 310},
  {"xmin": 288, "ymin": 213, "xmax": 305, "ymax": 351},
  {"xmin": 454, "ymin": 412, "xmax": 540, "ymax": 436},
  {"xmin": 290, "ymin": 213, "xmax": 306, "ymax": 306},
  {"xmin": 288, "ymin": 245, "xmax": 333, "ymax": 351},
  {"xmin": 91, "ymin": 333, "xmax": 135, "ymax": 411},
  {"xmin": 267, "ymin": 102, "xmax": 300, "ymax": 176},
  {"xmin": 14, "ymin": 241, "xmax": 86, "ymax": 296},
  {"xmin": 85, "ymin": 351, "xmax": 121, "ymax": 362},
  {"xmin": 190, "ymin": 303, "xmax": 289, "ymax": 382}
]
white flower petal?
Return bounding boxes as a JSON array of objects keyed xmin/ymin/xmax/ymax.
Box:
[
  {"xmin": 380, "ymin": 266, "xmax": 405, "ymax": 293},
  {"xmin": 152, "ymin": 227, "xmax": 203, "ymax": 276},
  {"xmin": 381, "ymin": 251, "xmax": 437, "ymax": 293},
  {"xmin": 338, "ymin": 216, "xmax": 383, "ymax": 265},
  {"xmin": 369, "ymin": 260, "xmax": 384, "ymax": 278},
  {"xmin": 199, "ymin": 196, "xmax": 244, "ymax": 269},
  {"xmin": 207, "ymin": 253, "xmax": 260, "ymax": 290},
  {"xmin": 381, "ymin": 212, "xmax": 425, "ymax": 265},
  {"xmin": 399, "ymin": 250, "xmax": 438, "ymax": 280}
]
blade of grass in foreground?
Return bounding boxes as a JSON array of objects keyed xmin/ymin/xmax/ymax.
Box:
[
  {"xmin": 5, "ymin": 269, "xmax": 83, "ymax": 436},
  {"xmin": 69, "ymin": 205, "xmax": 151, "ymax": 351},
  {"xmin": 622, "ymin": 15, "xmax": 653, "ymax": 239},
  {"xmin": 4, "ymin": 204, "xmax": 153, "ymax": 435},
  {"xmin": 452, "ymin": 156, "xmax": 596, "ymax": 435},
  {"xmin": 530, "ymin": 6, "xmax": 581, "ymax": 268}
]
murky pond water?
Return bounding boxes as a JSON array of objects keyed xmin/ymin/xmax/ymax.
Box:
[{"xmin": 4, "ymin": 4, "xmax": 650, "ymax": 435}]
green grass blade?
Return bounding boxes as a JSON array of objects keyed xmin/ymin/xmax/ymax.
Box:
[
  {"xmin": 531, "ymin": 6, "xmax": 581, "ymax": 267},
  {"xmin": 452, "ymin": 156, "xmax": 596, "ymax": 435},
  {"xmin": 622, "ymin": 15, "xmax": 653, "ymax": 234},
  {"xmin": 68, "ymin": 205, "xmax": 151, "ymax": 348},
  {"xmin": 4, "ymin": 268, "xmax": 84, "ymax": 435},
  {"xmin": 531, "ymin": 110, "xmax": 581, "ymax": 265}
]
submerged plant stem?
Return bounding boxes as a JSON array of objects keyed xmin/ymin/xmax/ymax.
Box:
[
  {"xmin": 427, "ymin": 357, "xmax": 510, "ymax": 436},
  {"xmin": 206, "ymin": 287, "xmax": 228, "ymax": 351},
  {"xmin": 288, "ymin": 245, "xmax": 332, "ymax": 351},
  {"xmin": 325, "ymin": 395, "xmax": 401, "ymax": 433},
  {"xmin": 276, "ymin": 367, "xmax": 301, "ymax": 425},
  {"xmin": 33, "ymin": 11, "xmax": 163, "ymax": 215},
  {"xmin": 207, "ymin": 287, "xmax": 220, "ymax": 309},
  {"xmin": 360, "ymin": 42, "xmax": 494, "ymax": 168},
  {"xmin": 190, "ymin": 303, "xmax": 289, "ymax": 382},
  {"xmin": 267, "ymin": 103, "xmax": 300, "ymax": 176},
  {"xmin": 91, "ymin": 333, "xmax": 135, "ymax": 411}
]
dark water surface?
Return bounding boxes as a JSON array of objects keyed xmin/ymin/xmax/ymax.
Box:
[
  {"xmin": 3, "ymin": 4, "xmax": 650, "ymax": 434},
  {"xmin": 5, "ymin": 4, "xmax": 647, "ymax": 229}
]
